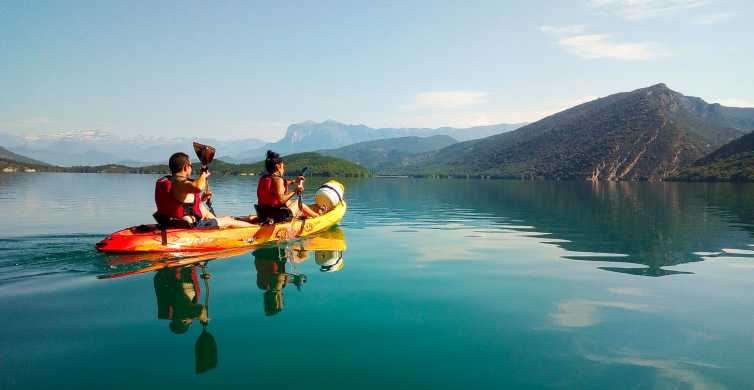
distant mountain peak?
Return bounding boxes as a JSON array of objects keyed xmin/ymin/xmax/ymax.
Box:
[
  {"xmin": 399, "ymin": 84, "xmax": 754, "ymax": 180},
  {"xmin": 647, "ymin": 82, "xmax": 669, "ymax": 90}
]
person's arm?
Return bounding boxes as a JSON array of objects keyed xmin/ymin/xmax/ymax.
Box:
[
  {"xmin": 171, "ymin": 172, "xmax": 209, "ymax": 202},
  {"xmin": 272, "ymin": 177, "xmax": 297, "ymax": 204}
]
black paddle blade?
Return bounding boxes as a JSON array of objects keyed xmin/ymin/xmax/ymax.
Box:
[
  {"xmin": 192, "ymin": 142, "xmax": 216, "ymax": 167},
  {"xmin": 195, "ymin": 328, "xmax": 218, "ymax": 374}
]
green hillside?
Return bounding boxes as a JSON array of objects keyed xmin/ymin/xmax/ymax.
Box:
[
  {"xmin": 0, "ymin": 146, "xmax": 51, "ymax": 166},
  {"xmin": 672, "ymin": 152, "xmax": 754, "ymax": 182},
  {"xmin": 139, "ymin": 152, "xmax": 370, "ymax": 177},
  {"xmin": 672, "ymin": 132, "xmax": 754, "ymax": 182}
]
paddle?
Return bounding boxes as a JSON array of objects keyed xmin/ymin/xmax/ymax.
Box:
[
  {"xmin": 195, "ymin": 263, "xmax": 217, "ymax": 374},
  {"xmin": 297, "ymin": 166, "xmax": 309, "ymax": 211},
  {"xmin": 193, "ymin": 142, "xmax": 216, "ymax": 215}
]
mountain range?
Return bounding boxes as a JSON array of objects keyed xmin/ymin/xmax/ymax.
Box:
[
  {"xmin": 0, "ymin": 130, "xmax": 267, "ymax": 167},
  {"xmin": 386, "ymin": 84, "xmax": 754, "ymax": 180},
  {"xmin": 3, "ymin": 84, "xmax": 754, "ymax": 182},
  {"xmin": 0, "ymin": 121, "xmax": 525, "ymax": 166},
  {"xmin": 222, "ymin": 120, "xmax": 525, "ymax": 162}
]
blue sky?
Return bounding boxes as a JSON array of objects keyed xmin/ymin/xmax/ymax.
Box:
[{"xmin": 1, "ymin": 0, "xmax": 752, "ymax": 141}]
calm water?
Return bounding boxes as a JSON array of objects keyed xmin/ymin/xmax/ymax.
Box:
[{"xmin": 2, "ymin": 173, "xmax": 754, "ymax": 389}]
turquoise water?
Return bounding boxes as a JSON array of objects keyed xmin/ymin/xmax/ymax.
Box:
[{"xmin": 2, "ymin": 173, "xmax": 754, "ymax": 389}]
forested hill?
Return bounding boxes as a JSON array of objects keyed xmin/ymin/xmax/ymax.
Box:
[
  {"xmin": 672, "ymin": 131, "xmax": 754, "ymax": 181},
  {"xmin": 133, "ymin": 153, "xmax": 370, "ymax": 177},
  {"xmin": 388, "ymin": 84, "xmax": 754, "ymax": 180},
  {"xmin": 0, "ymin": 151, "xmax": 370, "ymax": 177}
]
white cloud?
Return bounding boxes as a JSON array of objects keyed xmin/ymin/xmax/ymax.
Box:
[
  {"xmin": 714, "ymin": 98, "xmax": 754, "ymax": 107},
  {"xmin": 552, "ymin": 299, "xmax": 652, "ymax": 328},
  {"xmin": 589, "ymin": 0, "xmax": 708, "ymax": 20},
  {"xmin": 608, "ymin": 287, "xmax": 648, "ymax": 296},
  {"xmin": 403, "ymin": 91, "xmax": 488, "ymax": 111},
  {"xmin": 539, "ymin": 25, "xmax": 667, "ymax": 61},
  {"xmin": 539, "ymin": 24, "xmax": 587, "ymax": 35},
  {"xmin": 557, "ymin": 34, "xmax": 666, "ymax": 60},
  {"xmin": 693, "ymin": 12, "xmax": 733, "ymax": 24},
  {"xmin": 586, "ymin": 355, "xmax": 725, "ymax": 390}
]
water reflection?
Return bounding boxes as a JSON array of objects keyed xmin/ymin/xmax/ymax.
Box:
[
  {"xmin": 253, "ymin": 228, "xmax": 347, "ymax": 315},
  {"xmin": 344, "ymin": 179, "xmax": 754, "ymax": 276},
  {"xmin": 103, "ymin": 228, "xmax": 348, "ymax": 373},
  {"xmin": 153, "ymin": 264, "xmax": 217, "ymax": 374}
]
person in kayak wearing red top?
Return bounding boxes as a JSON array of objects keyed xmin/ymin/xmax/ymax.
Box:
[
  {"xmin": 155, "ymin": 152, "xmax": 253, "ymax": 228},
  {"xmin": 257, "ymin": 150, "xmax": 320, "ymax": 219}
]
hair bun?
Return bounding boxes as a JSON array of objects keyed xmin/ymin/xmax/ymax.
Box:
[{"xmin": 266, "ymin": 150, "xmax": 279, "ymax": 159}]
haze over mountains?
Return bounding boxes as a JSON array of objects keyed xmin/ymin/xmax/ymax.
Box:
[
  {"xmin": 0, "ymin": 121, "xmax": 525, "ymax": 166},
  {"xmin": 0, "ymin": 130, "xmax": 267, "ymax": 167},
  {"xmin": 222, "ymin": 120, "xmax": 525, "ymax": 162}
]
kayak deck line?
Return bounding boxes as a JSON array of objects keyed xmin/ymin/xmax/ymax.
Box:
[{"xmin": 95, "ymin": 201, "xmax": 347, "ymax": 253}]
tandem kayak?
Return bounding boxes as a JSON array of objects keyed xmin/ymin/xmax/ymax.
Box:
[
  {"xmin": 95, "ymin": 200, "xmax": 347, "ymax": 253},
  {"xmin": 99, "ymin": 227, "xmax": 348, "ymax": 279}
]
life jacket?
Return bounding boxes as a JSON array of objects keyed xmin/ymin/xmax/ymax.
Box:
[
  {"xmin": 154, "ymin": 175, "xmax": 203, "ymax": 222},
  {"xmin": 154, "ymin": 266, "xmax": 201, "ymax": 320},
  {"xmin": 256, "ymin": 174, "xmax": 293, "ymax": 223},
  {"xmin": 257, "ymin": 174, "xmax": 282, "ymax": 207}
]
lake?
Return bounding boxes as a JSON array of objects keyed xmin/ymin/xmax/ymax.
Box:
[{"xmin": 2, "ymin": 173, "xmax": 754, "ymax": 389}]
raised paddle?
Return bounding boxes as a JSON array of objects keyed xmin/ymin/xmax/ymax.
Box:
[
  {"xmin": 297, "ymin": 166, "xmax": 309, "ymax": 211},
  {"xmin": 193, "ymin": 142, "xmax": 216, "ymax": 215}
]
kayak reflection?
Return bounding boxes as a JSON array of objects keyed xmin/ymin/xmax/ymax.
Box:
[
  {"xmin": 153, "ymin": 263, "xmax": 217, "ymax": 374},
  {"xmin": 103, "ymin": 228, "xmax": 347, "ymax": 373},
  {"xmin": 254, "ymin": 228, "xmax": 348, "ymax": 315}
]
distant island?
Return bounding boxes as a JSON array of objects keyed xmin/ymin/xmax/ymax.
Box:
[{"xmin": 0, "ymin": 151, "xmax": 371, "ymax": 177}]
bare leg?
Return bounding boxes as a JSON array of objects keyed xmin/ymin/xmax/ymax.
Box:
[
  {"xmin": 215, "ymin": 216, "xmax": 254, "ymax": 228},
  {"xmin": 300, "ymin": 203, "xmax": 320, "ymax": 218}
]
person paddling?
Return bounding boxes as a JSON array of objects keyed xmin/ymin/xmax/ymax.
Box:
[
  {"xmin": 256, "ymin": 150, "xmax": 320, "ymax": 221},
  {"xmin": 155, "ymin": 152, "xmax": 253, "ymax": 228}
]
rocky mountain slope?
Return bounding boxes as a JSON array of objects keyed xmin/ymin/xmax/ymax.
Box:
[{"xmin": 393, "ymin": 84, "xmax": 754, "ymax": 180}]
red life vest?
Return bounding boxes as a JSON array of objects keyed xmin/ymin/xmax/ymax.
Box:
[
  {"xmin": 257, "ymin": 174, "xmax": 282, "ymax": 208},
  {"xmin": 154, "ymin": 175, "xmax": 203, "ymax": 220}
]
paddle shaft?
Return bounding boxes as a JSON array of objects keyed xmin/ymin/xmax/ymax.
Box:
[{"xmin": 202, "ymin": 165, "xmax": 216, "ymax": 215}]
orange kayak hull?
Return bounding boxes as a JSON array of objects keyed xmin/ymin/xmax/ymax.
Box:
[{"xmin": 96, "ymin": 201, "xmax": 347, "ymax": 253}]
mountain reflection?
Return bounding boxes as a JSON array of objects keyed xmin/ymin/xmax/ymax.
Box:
[{"xmin": 346, "ymin": 179, "xmax": 754, "ymax": 276}]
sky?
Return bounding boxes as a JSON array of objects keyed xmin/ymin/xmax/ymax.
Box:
[{"xmin": 1, "ymin": 0, "xmax": 752, "ymax": 141}]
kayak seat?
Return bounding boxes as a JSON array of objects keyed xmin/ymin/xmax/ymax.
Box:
[
  {"xmin": 133, "ymin": 224, "xmax": 157, "ymax": 233},
  {"xmin": 254, "ymin": 204, "xmax": 293, "ymax": 225},
  {"xmin": 152, "ymin": 212, "xmax": 194, "ymax": 229}
]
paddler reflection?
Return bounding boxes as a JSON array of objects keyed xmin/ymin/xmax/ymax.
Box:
[
  {"xmin": 153, "ymin": 263, "xmax": 217, "ymax": 374},
  {"xmin": 254, "ymin": 246, "xmax": 307, "ymax": 316},
  {"xmin": 253, "ymin": 228, "xmax": 347, "ymax": 315}
]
